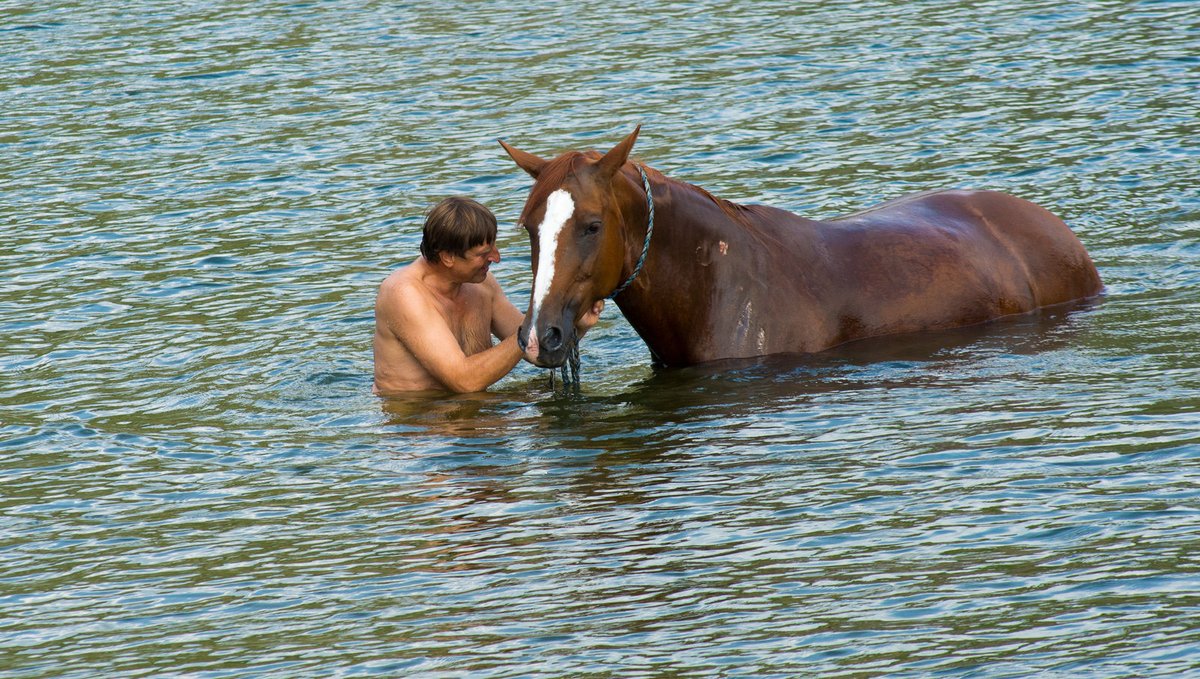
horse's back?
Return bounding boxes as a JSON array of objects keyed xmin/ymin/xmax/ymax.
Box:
[
  {"xmin": 752, "ymin": 189, "xmax": 1102, "ymax": 351},
  {"xmin": 907, "ymin": 189, "xmax": 1101, "ymax": 305},
  {"xmin": 826, "ymin": 189, "xmax": 1101, "ymax": 304}
]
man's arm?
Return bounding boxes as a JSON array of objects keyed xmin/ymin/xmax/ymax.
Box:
[
  {"xmin": 382, "ymin": 282, "xmax": 522, "ymax": 393},
  {"xmin": 486, "ymin": 273, "xmax": 525, "ymax": 340}
]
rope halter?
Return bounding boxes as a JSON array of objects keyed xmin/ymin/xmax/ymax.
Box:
[{"xmin": 608, "ymin": 163, "xmax": 655, "ymax": 299}]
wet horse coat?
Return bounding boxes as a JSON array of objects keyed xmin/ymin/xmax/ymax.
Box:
[{"xmin": 501, "ymin": 128, "xmax": 1103, "ymax": 368}]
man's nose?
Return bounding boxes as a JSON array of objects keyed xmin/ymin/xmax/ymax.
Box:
[{"xmin": 489, "ymin": 245, "xmax": 500, "ymax": 263}]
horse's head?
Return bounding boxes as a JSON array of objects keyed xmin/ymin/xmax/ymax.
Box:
[{"xmin": 499, "ymin": 126, "xmax": 643, "ymax": 368}]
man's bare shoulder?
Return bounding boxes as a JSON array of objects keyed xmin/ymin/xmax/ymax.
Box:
[
  {"xmin": 461, "ymin": 272, "xmax": 504, "ymax": 310},
  {"xmin": 479, "ymin": 271, "xmax": 505, "ymax": 295},
  {"xmin": 379, "ymin": 261, "xmax": 422, "ymax": 294},
  {"xmin": 378, "ymin": 262, "xmax": 436, "ymax": 306},
  {"xmin": 376, "ymin": 263, "xmax": 437, "ymax": 335}
]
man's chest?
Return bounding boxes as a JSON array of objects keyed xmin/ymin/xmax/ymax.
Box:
[{"xmin": 432, "ymin": 288, "xmax": 491, "ymax": 353}]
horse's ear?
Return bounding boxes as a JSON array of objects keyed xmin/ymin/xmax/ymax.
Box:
[
  {"xmin": 498, "ymin": 139, "xmax": 547, "ymax": 179},
  {"xmin": 597, "ymin": 124, "xmax": 641, "ymax": 179}
]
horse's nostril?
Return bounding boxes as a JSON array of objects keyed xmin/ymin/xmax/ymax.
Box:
[
  {"xmin": 541, "ymin": 326, "xmax": 562, "ymax": 352},
  {"xmin": 517, "ymin": 329, "xmax": 528, "ymax": 352}
]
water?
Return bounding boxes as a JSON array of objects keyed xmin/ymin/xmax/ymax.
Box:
[{"xmin": 2, "ymin": 1, "xmax": 1198, "ymax": 676}]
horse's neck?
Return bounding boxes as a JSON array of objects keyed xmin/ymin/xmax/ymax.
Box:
[{"xmin": 614, "ymin": 170, "xmax": 751, "ymax": 365}]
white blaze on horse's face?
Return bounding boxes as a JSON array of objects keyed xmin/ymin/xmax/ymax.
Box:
[{"xmin": 529, "ymin": 188, "xmax": 575, "ymax": 329}]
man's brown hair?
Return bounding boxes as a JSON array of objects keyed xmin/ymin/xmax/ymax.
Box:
[{"xmin": 420, "ymin": 196, "xmax": 497, "ymax": 263}]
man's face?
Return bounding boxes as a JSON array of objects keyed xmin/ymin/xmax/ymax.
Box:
[{"xmin": 454, "ymin": 240, "xmax": 500, "ymax": 283}]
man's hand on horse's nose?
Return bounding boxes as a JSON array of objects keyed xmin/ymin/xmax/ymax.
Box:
[{"xmin": 577, "ymin": 300, "xmax": 605, "ymax": 335}]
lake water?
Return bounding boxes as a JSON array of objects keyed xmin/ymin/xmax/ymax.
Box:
[{"xmin": 2, "ymin": 1, "xmax": 1199, "ymax": 676}]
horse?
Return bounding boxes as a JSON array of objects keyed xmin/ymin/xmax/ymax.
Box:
[{"xmin": 499, "ymin": 126, "xmax": 1103, "ymax": 370}]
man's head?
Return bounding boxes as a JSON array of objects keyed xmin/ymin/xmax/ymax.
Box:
[
  {"xmin": 421, "ymin": 197, "xmax": 498, "ymax": 261},
  {"xmin": 420, "ymin": 196, "xmax": 501, "ymax": 282}
]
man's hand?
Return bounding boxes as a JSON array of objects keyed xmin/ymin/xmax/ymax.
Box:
[{"xmin": 577, "ymin": 299, "xmax": 605, "ymax": 336}]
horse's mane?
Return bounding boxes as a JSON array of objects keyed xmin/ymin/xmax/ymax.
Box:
[
  {"xmin": 527, "ymin": 151, "xmax": 767, "ymax": 242},
  {"xmin": 650, "ymin": 166, "xmax": 766, "ymax": 239}
]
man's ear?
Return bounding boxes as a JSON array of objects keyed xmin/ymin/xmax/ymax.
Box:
[{"xmin": 437, "ymin": 251, "xmax": 456, "ymax": 268}]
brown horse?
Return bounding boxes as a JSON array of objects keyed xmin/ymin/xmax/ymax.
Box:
[{"xmin": 499, "ymin": 126, "xmax": 1103, "ymax": 369}]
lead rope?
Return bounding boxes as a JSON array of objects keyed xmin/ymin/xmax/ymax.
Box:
[
  {"xmin": 553, "ymin": 163, "xmax": 654, "ymax": 393},
  {"xmin": 607, "ymin": 163, "xmax": 655, "ymax": 300},
  {"xmin": 549, "ymin": 342, "xmax": 581, "ymax": 393}
]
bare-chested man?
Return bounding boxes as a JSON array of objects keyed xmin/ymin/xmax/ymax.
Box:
[{"xmin": 373, "ymin": 196, "xmax": 600, "ymax": 395}]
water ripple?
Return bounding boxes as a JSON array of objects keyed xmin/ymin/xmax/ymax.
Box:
[{"xmin": 2, "ymin": 0, "xmax": 1199, "ymax": 676}]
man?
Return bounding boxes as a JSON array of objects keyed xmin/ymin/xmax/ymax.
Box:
[{"xmin": 373, "ymin": 196, "xmax": 601, "ymax": 394}]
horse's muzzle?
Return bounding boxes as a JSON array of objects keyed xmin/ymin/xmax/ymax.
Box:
[
  {"xmin": 520, "ymin": 320, "xmax": 572, "ymax": 368},
  {"xmin": 539, "ymin": 326, "xmax": 563, "ymax": 353}
]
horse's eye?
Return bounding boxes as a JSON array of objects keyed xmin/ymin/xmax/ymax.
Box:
[{"xmin": 584, "ymin": 221, "xmax": 601, "ymax": 235}]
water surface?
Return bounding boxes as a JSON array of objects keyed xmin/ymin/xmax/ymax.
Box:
[{"xmin": 2, "ymin": 1, "xmax": 1198, "ymax": 676}]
